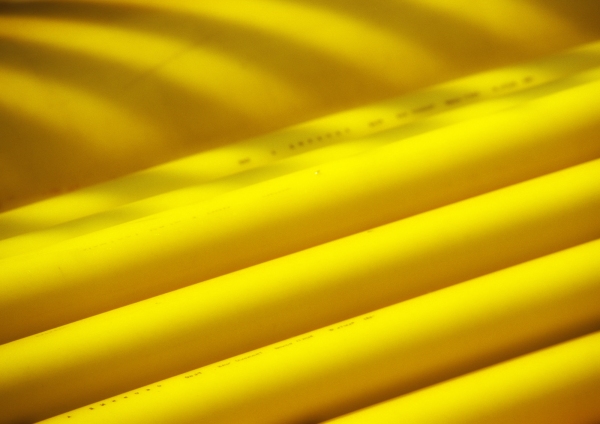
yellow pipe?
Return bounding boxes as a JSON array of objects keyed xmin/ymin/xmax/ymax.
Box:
[
  {"xmin": 1, "ymin": 1, "xmax": 599, "ymax": 211},
  {"xmin": 2, "ymin": 80, "xmax": 600, "ymax": 344},
  {"xmin": 325, "ymin": 331, "xmax": 600, "ymax": 424},
  {"xmin": 2, "ymin": 39, "xmax": 600, "ymax": 238},
  {"xmin": 36, "ymin": 239, "xmax": 600, "ymax": 424},
  {"xmin": 1, "ymin": 158, "xmax": 600, "ymax": 421},
  {"xmin": 3, "ymin": 64, "xmax": 600, "ymax": 258}
]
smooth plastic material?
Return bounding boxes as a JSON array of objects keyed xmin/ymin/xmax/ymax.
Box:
[
  {"xmin": 2, "ymin": 80, "xmax": 600, "ymax": 344},
  {"xmin": 37, "ymin": 239, "xmax": 600, "ymax": 424},
  {"xmin": 326, "ymin": 331, "xmax": 600, "ymax": 424},
  {"xmin": 2, "ymin": 159, "xmax": 600, "ymax": 422},
  {"xmin": 3, "ymin": 64, "xmax": 600, "ymax": 258},
  {"xmin": 2, "ymin": 1, "xmax": 599, "ymax": 211},
  {"xmin": 2, "ymin": 38, "xmax": 600, "ymax": 239}
]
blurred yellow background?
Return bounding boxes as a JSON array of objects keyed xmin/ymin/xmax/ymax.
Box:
[{"xmin": 1, "ymin": 0, "xmax": 600, "ymax": 211}]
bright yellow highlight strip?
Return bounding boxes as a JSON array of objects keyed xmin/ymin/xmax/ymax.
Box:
[
  {"xmin": 2, "ymin": 79, "xmax": 600, "ymax": 344},
  {"xmin": 2, "ymin": 39, "xmax": 600, "ymax": 239},
  {"xmin": 3, "ymin": 64, "xmax": 600, "ymax": 258},
  {"xmin": 326, "ymin": 331, "xmax": 600, "ymax": 424},
  {"xmin": 1, "ymin": 158, "xmax": 600, "ymax": 422},
  {"xmin": 37, "ymin": 239, "xmax": 600, "ymax": 423}
]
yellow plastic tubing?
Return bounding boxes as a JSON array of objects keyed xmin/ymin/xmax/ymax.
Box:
[
  {"xmin": 3, "ymin": 64, "xmax": 600, "ymax": 259},
  {"xmin": 326, "ymin": 331, "xmax": 600, "ymax": 424},
  {"xmin": 2, "ymin": 39, "xmax": 600, "ymax": 238},
  {"xmin": 1, "ymin": 0, "xmax": 600, "ymax": 215},
  {"xmin": 37, "ymin": 239, "xmax": 600, "ymax": 424},
  {"xmin": 2, "ymin": 80, "xmax": 600, "ymax": 345},
  {"xmin": 2, "ymin": 64, "xmax": 600, "ymax": 260},
  {"xmin": 2, "ymin": 159, "xmax": 600, "ymax": 423}
]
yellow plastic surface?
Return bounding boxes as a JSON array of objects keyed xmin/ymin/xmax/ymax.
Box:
[
  {"xmin": 37, "ymin": 239, "xmax": 600, "ymax": 423},
  {"xmin": 1, "ymin": 157, "xmax": 600, "ymax": 421},
  {"xmin": 1, "ymin": 0, "xmax": 600, "ymax": 211},
  {"xmin": 2, "ymin": 79, "xmax": 600, "ymax": 344},
  {"xmin": 326, "ymin": 331, "xmax": 600, "ymax": 424},
  {"xmin": 2, "ymin": 11, "xmax": 600, "ymax": 420},
  {"xmin": 2, "ymin": 63, "xmax": 600, "ymax": 258},
  {"xmin": 1, "ymin": 38, "xmax": 600, "ymax": 240}
]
